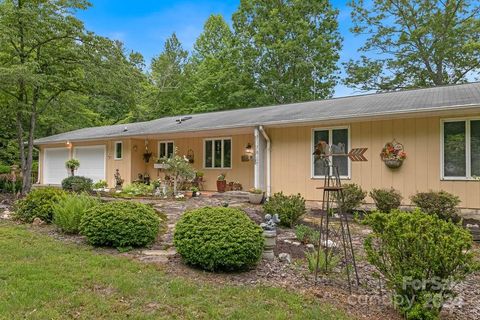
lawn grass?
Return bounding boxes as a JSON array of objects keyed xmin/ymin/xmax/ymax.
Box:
[{"xmin": 0, "ymin": 222, "xmax": 351, "ymax": 320}]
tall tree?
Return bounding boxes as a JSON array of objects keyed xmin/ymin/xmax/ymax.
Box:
[
  {"xmin": 344, "ymin": 0, "xmax": 480, "ymax": 91},
  {"xmin": 185, "ymin": 14, "xmax": 258, "ymax": 113},
  {"xmin": 0, "ymin": 0, "xmax": 144, "ymax": 193},
  {"xmin": 233, "ymin": 0, "xmax": 342, "ymax": 105},
  {"xmin": 143, "ymin": 33, "xmax": 189, "ymax": 119}
]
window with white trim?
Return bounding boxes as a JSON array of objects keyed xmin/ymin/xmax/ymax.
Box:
[
  {"xmin": 442, "ymin": 119, "xmax": 480, "ymax": 179},
  {"xmin": 158, "ymin": 141, "xmax": 175, "ymax": 158},
  {"xmin": 114, "ymin": 141, "xmax": 123, "ymax": 160},
  {"xmin": 312, "ymin": 127, "xmax": 350, "ymax": 178},
  {"xmin": 204, "ymin": 138, "xmax": 232, "ymax": 169}
]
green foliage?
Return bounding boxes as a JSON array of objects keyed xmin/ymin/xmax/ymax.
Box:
[
  {"xmin": 61, "ymin": 176, "xmax": 93, "ymax": 193},
  {"xmin": 92, "ymin": 180, "xmax": 108, "ymax": 189},
  {"xmin": 173, "ymin": 207, "xmax": 264, "ymax": 271},
  {"xmin": 122, "ymin": 182, "xmax": 154, "ymax": 196},
  {"xmin": 80, "ymin": 201, "xmax": 160, "ymax": 249},
  {"xmin": 334, "ymin": 183, "xmax": 366, "ymax": 213},
  {"xmin": 345, "ymin": 0, "xmax": 480, "ymax": 91},
  {"xmin": 233, "ymin": 0, "xmax": 342, "ymax": 104},
  {"xmin": 53, "ymin": 194, "xmax": 100, "ymax": 234},
  {"xmin": 411, "ymin": 191, "xmax": 461, "ymax": 223},
  {"xmin": 160, "ymin": 152, "xmax": 196, "ymax": 194},
  {"xmin": 363, "ymin": 210, "xmax": 477, "ymax": 319},
  {"xmin": 305, "ymin": 249, "xmax": 340, "ymax": 274},
  {"xmin": 295, "ymin": 224, "xmax": 320, "ymax": 245},
  {"xmin": 65, "ymin": 159, "xmax": 80, "ymax": 171},
  {"xmin": 0, "ymin": 164, "xmax": 11, "ymax": 174},
  {"xmin": 14, "ymin": 188, "xmax": 67, "ymax": 223},
  {"xmin": 263, "ymin": 192, "xmax": 306, "ymax": 227},
  {"xmin": 0, "ymin": 176, "xmax": 21, "ymax": 193},
  {"xmin": 369, "ymin": 188, "xmax": 402, "ymax": 213}
]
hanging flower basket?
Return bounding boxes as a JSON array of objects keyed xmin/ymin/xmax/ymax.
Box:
[{"xmin": 380, "ymin": 140, "xmax": 406, "ymax": 169}]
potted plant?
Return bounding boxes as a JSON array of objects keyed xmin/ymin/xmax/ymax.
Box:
[
  {"xmin": 191, "ymin": 186, "xmax": 199, "ymax": 197},
  {"xmin": 65, "ymin": 159, "xmax": 80, "ymax": 176},
  {"xmin": 216, "ymin": 173, "xmax": 227, "ymax": 193},
  {"xmin": 380, "ymin": 140, "xmax": 406, "ymax": 169},
  {"xmin": 248, "ymin": 188, "xmax": 264, "ymax": 204}
]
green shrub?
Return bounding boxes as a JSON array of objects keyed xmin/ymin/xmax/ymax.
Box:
[
  {"xmin": 53, "ymin": 194, "xmax": 100, "ymax": 234},
  {"xmin": 411, "ymin": 191, "xmax": 461, "ymax": 223},
  {"xmin": 14, "ymin": 187, "xmax": 67, "ymax": 223},
  {"xmin": 334, "ymin": 183, "xmax": 366, "ymax": 212},
  {"xmin": 0, "ymin": 164, "xmax": 11, "ymax": 174},
  {"xmin": 369, "ymin": 188, "xmax": 402, "ymax": 213},
  {"xmin": 174, "ymin": 207, "xmax": 264, "ymax": 271},
  {"xmin": 92, "ymin": 180, "xmax": 108, "ymax": 189},
  {"xmin": 61, "ymin": 176, "xmax": 93, "ymax": 192},
  {"xmin": 80, "ymin": 201, "xmax": 160, "ymax": 249},
  {"xmin": 295, "ymin": 224, "xmax": 319, "ymax": 245},
  {"xmin": 122, "ymin": 182, "xmax": 154, "ymax": 196},
  {"xmin": 363, "ymin": 210, "xmax": 477, "ymax": 320},
  {"xmin": 0, "ymin": 176, "xmax": 21, "ymax": 193},
  {"xmin": 305, "ymin": 249, "xmax": 340, "ymax": 273},
  {"xmin": 263, "ymin": 192, "xmax": 306, "ymax": 227}
]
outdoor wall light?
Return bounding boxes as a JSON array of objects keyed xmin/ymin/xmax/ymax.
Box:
[{"xmin": 243, "ymin": 143, "xmax": 254, "ymax": 161}]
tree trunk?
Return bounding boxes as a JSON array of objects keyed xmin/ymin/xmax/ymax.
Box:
[{"xmin": 22, "ymin": 110, "xmax": 36, "ymax": 194}]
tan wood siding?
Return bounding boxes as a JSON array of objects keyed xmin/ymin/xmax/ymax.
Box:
[{"xmin": 268, "ymin": 114, "xmax": 480, "ymax": 209}]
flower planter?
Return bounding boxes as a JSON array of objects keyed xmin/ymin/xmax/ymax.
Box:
[
  {"xmin": 384, "ymin": 159, "xmax": 403, "ymax": 169},
  {"xmin": 248, "ymin": 193, "xmax": 264, "ymax": 204},
  {"xmin": 216, "ymin": 180, "xmax": 227, "ymax": 193}
]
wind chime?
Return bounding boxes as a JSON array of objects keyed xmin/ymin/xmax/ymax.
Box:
[{"xmin": 312, "ymin": 141, "xmax": 368, "ymax": 292}]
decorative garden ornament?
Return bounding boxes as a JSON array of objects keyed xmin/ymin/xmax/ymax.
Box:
[
  {"xmin": 380, "ymin": 139, "xmax": 406, "ymax": 169},
  {"xmin": 261, "ymin": 214, "xmax": 281, "ymax": 261}
]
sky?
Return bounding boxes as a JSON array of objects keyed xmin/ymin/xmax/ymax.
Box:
[{"xmin": 77, "ymin": 0, "xmax": 365, "ymax": 98}]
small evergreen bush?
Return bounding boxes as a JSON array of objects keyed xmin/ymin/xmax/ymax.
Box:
[
  {"xmin": 80, "ymin": 201, "xmax": 160, "ymax": 249},
  {"xmin": 61, "ymin": 176, "xmax": 93, "ymax": 192},
  {"xmin": 174, "ymin": 207, "xmax": 264, "ymax": 271},
  {"xmin": 53, "ymin": 193, "xmax": 100, "ymax": 234},
  {"xmin": 295, "ymin": 224, "xmax": 320, "ymax": 245},
  {"xmin": 369, "ymin": 188, "xmax": 402, "ymax": 213},
  {"xmin": 14, "ymin": 187, "xmax": 67, "ymax": 223},
  {"xmin": 411, "ymin": 191, "xmax": 461, "ymax": 223},
  {"xmin": 363, "ymin": 210, "xmax": 477, "ymax": 319},
  {"xmin": 263, "ymin": 192, "xmax": 306, "ymax": 227},
  {"xmin": 334, "ymin": 183, "xmax": 366, "ymax": 212}
]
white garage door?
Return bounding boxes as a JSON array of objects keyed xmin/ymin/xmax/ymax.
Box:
[
  {"xmin": 73, "ymin": 146, "xmax": 106, "ymax": 182},
  {"xmin": 44, "ymin": 148, "xmax": 70, "ymax": 185}
]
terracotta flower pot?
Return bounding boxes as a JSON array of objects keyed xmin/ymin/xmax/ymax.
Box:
[{"xmin": 216, "ymin": 180, "xmax": 227, "ymax": 193}]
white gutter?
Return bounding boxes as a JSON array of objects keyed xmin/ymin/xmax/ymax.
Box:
[{"xmin": 259, "ymin": 125, "xmax": 271, "ymax": 197}]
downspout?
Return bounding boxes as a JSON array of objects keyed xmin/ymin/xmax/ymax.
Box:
[{"xmin": 259, "ymin": 125, "xmax": 271, "ymax": 197}]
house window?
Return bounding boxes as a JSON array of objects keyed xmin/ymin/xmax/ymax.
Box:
[
  {"xmin": 114, "ymin": 141, "xmax": 123, "ymax": 160},
  {"xmin": 204, "ymin": 138, "xmax": 232, "ymax": 169},
  {"xmin": 312, "ymin": 127, "xmax": 350, "ymax": 178},
  {"xmin": 158, "ymin": 141, "xmax": 175, "ymax": 158},
  {"xmin": 442, "ymin": 119, "xmax": 480, "ymax": 179}
]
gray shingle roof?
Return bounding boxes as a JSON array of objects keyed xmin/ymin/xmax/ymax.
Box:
[{"xmin": 35, "ymin": 82, "xmax": 480, "ymax": 144}]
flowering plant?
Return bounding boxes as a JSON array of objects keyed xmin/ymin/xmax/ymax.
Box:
[{"xmin": 380, "ymin": 140, "xmax": 406, "ymax": 161}]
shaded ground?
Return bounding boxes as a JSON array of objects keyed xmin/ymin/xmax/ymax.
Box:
[{"xmin": 2, "ymin": 193, "xmax": 479, "ymax": 320}]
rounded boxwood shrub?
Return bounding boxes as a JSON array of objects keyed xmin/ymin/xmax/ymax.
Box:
[
  {"xmin": 263, "ymin": 192, "xmax": 306, "ymax": 227},
  {"xmin": 53, "ymin": 193, "xmax": 100, "ymax": 234},
  {"xmin": 14, "ymin": 187, "xmax": 67, "ymax": 223},
  {"xmin": 61, "ymin": 176, "xmax": 93, "ymax": 192},
  {"xmin": 173, "ymin": 207, "xmax": 264, "ymax": 271},
  {"xmin": 364, "ymin": 210, "xmax": 477, "ymax": 319},
  {"xmin": 369, "ymin": 188, "xmax": 402, "ymax": 213},
  {"xmin": 334, "ymin": 183, "xmax": 367, "ymax": 213},
  {"xmin": 411, "ymin": 190, "xmax": 461, "ymax": 223},
  {"xmin": 80, "ymin": 201, "xmax": 160, "ymax": 249}
]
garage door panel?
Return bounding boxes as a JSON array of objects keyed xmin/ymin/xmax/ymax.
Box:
[
  {"xmin": 74, "ymin": 146, "xmax": 106, "ymax": 182},
  {"xmin": 44, "ymin": 148, "xmax": 69, "ymax": 185}
]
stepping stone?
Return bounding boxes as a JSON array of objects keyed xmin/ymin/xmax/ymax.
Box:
[{"xmin": 141, "ymin": 249, "xmax": 177, "ymax": 257}]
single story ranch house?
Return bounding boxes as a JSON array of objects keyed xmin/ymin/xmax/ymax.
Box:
[{"xmin": 35, "ymin": 82, "xmax": 480, "ymax": 211}]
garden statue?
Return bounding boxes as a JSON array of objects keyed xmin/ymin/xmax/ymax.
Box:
[
  {"xmin": 260, "ymin": 214, "xmax": 280, "ymax": 261},
  {"xmin": 114, "ymin": 169, "xmax": 124, "ymax": 190},
  {"xmin": 260, "ymin": 213, "xmax": 280, "ymax": 231}
]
